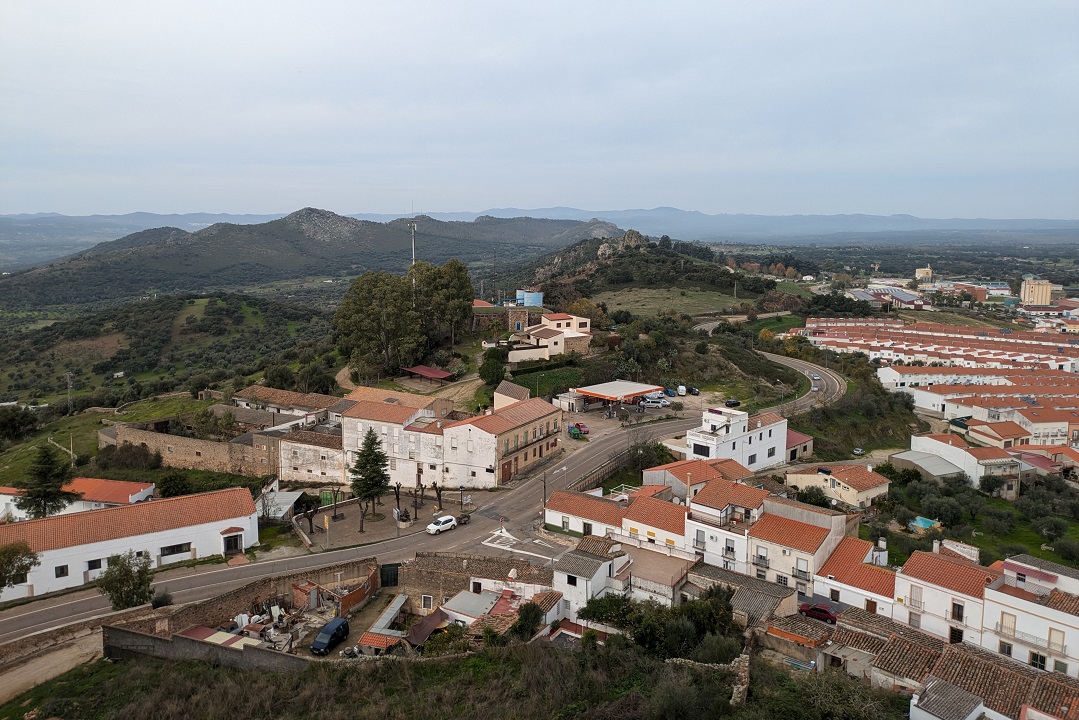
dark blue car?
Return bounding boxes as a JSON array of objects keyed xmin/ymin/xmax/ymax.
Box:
[
  {"xmin": 311, "ymin": 617, "xmax": 350, "ymax": 656},
  {"xmin": 664, "ymin": 388, "xmax": 677, "ymax": 397}
]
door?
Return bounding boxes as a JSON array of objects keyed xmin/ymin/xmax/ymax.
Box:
[
  {"xmin": 501, "ymin": 462, "xmax": 511, "ymax": 483},
  {"xmin": 223, "ymin": 534, "xmax": 242, "ymax": 554},
  {"xmin": 949, "ymin": 627, "xmax": 964, "ymax": 644},
  {"xmin": 1000, "ymin": 612, "xmax": 1016, "ymax": 638},
  {"xmin": 865, "ymin": 599, "xmax": 877, "ymax": 614}
]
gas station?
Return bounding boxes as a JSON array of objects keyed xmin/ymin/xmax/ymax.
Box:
[{"xmin": 555, "ymin": 380, "xmax": 665, "ymax": 413}]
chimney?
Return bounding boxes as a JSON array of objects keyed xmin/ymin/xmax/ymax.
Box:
[
  {"xmin": 757, "ymin": 420, "xmax": 762, "ymax": 428},
  {"xmin": 933, "ymin": 539, "xmax": 941, "ymax": 554},
  {"xmin": 877, "ymin": 537, "xmax": 887, "ymax": 550},
  {"xmin": 867, "ymin": 464, "xmax": 873, "ymax": 472}
]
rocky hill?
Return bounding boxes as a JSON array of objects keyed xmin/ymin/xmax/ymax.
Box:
[{"xmin": 0, "ymin": 209, "xmax": 621, "ymax": 310}]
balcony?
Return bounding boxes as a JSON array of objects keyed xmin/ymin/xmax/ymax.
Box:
[
  {"xmin": 692, "ymin": 539, "xmax": 706, "ymax": 551},
  {"xmin": 723, "ymin": 546, "xmax": 736, "ymax": 557},
  {"xmin": 945, "ymin": 610, "xmax": 969, "ymax": 627},
  {"xmin": 905, "ymin": 597, "xmax": 924, "ymax": 610},
  {"xmin": 792, "ymin": 567, "xmax": 811, "ymax": 581},
  {"xmin": 995, "ymin": 624, "xmax": 1066, "ymax": 656},
  {"xmin": 752, "ymin": 556, "xmax": 770, "ymax": 569}
]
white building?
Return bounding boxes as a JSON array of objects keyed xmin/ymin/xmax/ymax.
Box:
[
  {"xmin": 0, "ymin": 477, "xmax": 154, "ymax": 521},
  {"xmin": 552, "ymin": 537, "xmax": 632, "ymax": 624},
  {"xmin": 232, "ymin": 385, "xmax": 341, "ymax": 418},
  {"xmin": 621, "ymin": 496, "xmax": 688, "ymax": 550},
  {"xmin": 981, "ymin": 554, "xmax": 1079, "ymax": 677},
  {"xmin": 0, "ymin": 487, "xmax": 258, "ymax": 601},
  {"xmin": 814, "ymin": 536, "xmax": 896, "ymax": 617},
  {"xmin": 894, "ymin": 548, "xmax": 1002, "ymax": 647},
  {"xmin": 683, "ymin": 408, "xmax": 788, "ymax": 473},
  {"xmin": 277, "ymin": 429, "xmax": 347, "ymax": 484},
  {"xmin": 685, "ymin": 478, "xmax": 770, "ymax": 573},
  {"xmin": 642, "ymin": 457, "xmax": 753, "ymax": 503},
  {"xmin": 746, "ymin": 497, "xmax": 850, "ymax": 598},
  {"xmin": 543, "ymin": 490, "xmax": 626, "ymax": 537},
  {"xmin": 908, "ymin": 433, "xmax": 1022, "ymax": 495}
]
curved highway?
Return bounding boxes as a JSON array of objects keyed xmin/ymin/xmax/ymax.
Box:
[{"xmin": 0, "ymin": 352, "xmax": 845, "ymax": 645}]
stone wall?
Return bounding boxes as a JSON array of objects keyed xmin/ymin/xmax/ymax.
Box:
[
  {"xmin": 111, "ymin": 424, "xmax": 274, "ymax": 477},
  {"xmin": 563, "ymin": 335, "xmax": 591, "ymax": 356},
  {"xmin": 103, "ymin": 625, "xmax": 309, "ymax": 673}
]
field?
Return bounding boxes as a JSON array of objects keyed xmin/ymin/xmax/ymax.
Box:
[
  {"xmin": 775, "ymin": 281, "xmax": 815, "ymax": 298},
  {"xmin": 744, "ymin": 314, "xmax": 804, "ymax": 335},
  {"xmin": 897, "ymin": 309, "xmax": 1006, "ymax": 328},
  {"xmin": 593, "ymin": 286, "xmax": 741, "ymax": 317}
]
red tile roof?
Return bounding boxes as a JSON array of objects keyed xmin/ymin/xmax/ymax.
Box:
[
  {"xmin": 826, "ymin": 466, "xmax": 891, "ymax": 492},
  {"xmin": 528, "ymin": 590, "xmax": 563, "ymax": 614},
  {"xmin": 920, "ymin": 433, "xmax": 970, "ymax": 448},
  {"xmin": 623, "ymin": 497, "xmax": 688, "ymax": 536},
  {"xmin": 817, "ymin": 537, "xmax": 895, "ymax": 598},
  {"xmin": 748, "ymin": 411, "xmax": 785, "ymax": 428},
  {"xmin": 359, "ymin": 631, "xmax": 403, "ymax": 649},
  {"xmin": 472, "ymin": 299, "xmax": 494, "ymax": 307},
  {"xmin": 647, "ymin": 458, "xmax": 752, "ymax": 485},
  {"xmin": 900, "ymin": 551, "xmax": 1001, "ymax": 598},
  {"xmin": 544, "ymin": 313, "xmax": 573, "ymax": 320},
  {"xmin": 452, "ymin": 398, "xmax": 560, "ymax": 436},
  {"xmin": 343, "ymin": 400, "xmax": 419, "ymax": 424},
  {"xmin": 748, "ymin": 514, "xmax": 830, "ymax": 554},
  {"xmin": 0, "ymin": 488, "xmax": 255, "ymax": 553},
  {"xmin": 234, "ymin": 385, "xmax": 340, "ymax": 410},
  {"xmin": 966, "ymin": 446, "xmax": 1014, "ymax": 461},
  {"xmin": 692, "ymin": 478, "xmax": 769, "ymax": 512},
  {"xmin": 786, "ymin": 429, "xmax": 814, "ymax": 448},
  {"xmin": 64, "ymin": 477, "xmax": 154, "ymax": 505},
  {"xmin": 968, "ymin": 421, "xmax": 1029, "ymax": 440},
  {"xmin": 1046, "ymin": 589, "xmax": 1079, "ymax": 617},
  {"xmin": 545, "ymin": 490, "xmax": 625, "ymax": 527}
]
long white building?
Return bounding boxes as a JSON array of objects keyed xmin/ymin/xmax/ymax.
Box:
[{"xmin": 0, "ymin": 487, "xmax": 257, "ymax": 602}]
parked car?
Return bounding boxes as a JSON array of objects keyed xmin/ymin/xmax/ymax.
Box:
[
  {"xmin": 573, "ymin": 422, "xmax": 589, "ymax": 435},
  {"xmin": 426, "ymin": 515, "xmax": 457, "ymax": 535},
  {"xmin": 677, "ymin": 385, "xmax": 687, "ymax": 396},
  {"xmin": 310, "ymin": 617, "xmax": 350, "ymax": 656},
  {"xmin": 852, "ymin": 448, "xmax": 865, "ymax": 456},
  {"xmin": 799, "ymin": 602, "xmax": 838, "ymax": 624},
  {"xmin": 641, "ymin": 398, "xmax": 667, "ymax": 409},
  {"xmin": 688, "ymin": 386, "xmax": 700, "ymax": 396},
  {"xmin": 724, "ymin": 399, "xmax": 741, "ymax": 408},
  {"xmin": 664, "ymin": 388, "xmax": 677, "ymax": 397}
]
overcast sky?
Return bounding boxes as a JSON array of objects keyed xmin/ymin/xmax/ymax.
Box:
[{"xmin": 2, "ymin": 1, "xmax": 1077, "ymax": 217}]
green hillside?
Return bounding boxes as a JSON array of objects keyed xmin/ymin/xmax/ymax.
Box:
[{"xmin": 0, "ymin": 209, "xmax": 621, "ymax": 311}]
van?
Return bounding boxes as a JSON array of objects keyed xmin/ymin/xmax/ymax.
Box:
[
  {"xmin": 311, "ymin": 617, "xmax": 350, "ymax": 656},
  {"xmin": 641, "ymin": 399, "xmax": 666, "ymax": 409},
  {"xmin": 645, "ymin": 391, "xmax": 664, "ymax": 400},
  {"xmin": 677, "ymin": 385, "xmax": 687, "ymax": 396}
]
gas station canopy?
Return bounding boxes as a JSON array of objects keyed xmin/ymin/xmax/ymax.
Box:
[{"xmin": 572, "ymin": 380, "xmax": 665, "ymax": 402}]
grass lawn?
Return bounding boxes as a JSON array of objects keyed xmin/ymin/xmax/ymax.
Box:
[
  {"xmin": 599, "ymin": 466, "xmax": 643, "ymax": 495},
  {"xmin": 744, "ymin": 314, "xmax": 804, "ymax": 335},
  {"xmin": 511, "ymin": 366, "xmax": 582, "ymax": 398},
  {"xmin": 776, "ymin": 281, "xmax": 814, "ymax": 298},
  {"xmin": 897, "ymin": 310, "xmax": 1004, "ymax": 328},
  {"xmin": 968, "ymin": 496, "xmax": 1079, "ymax": 564},
  {"xmin": 593, "ymin": 286, "xmax": 741, "ymax": 317}
]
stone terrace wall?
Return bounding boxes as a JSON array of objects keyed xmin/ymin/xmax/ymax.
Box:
[
  {"xmin": 112, "ymin": 424, "xmax": 272, "ymax": 476},
  {"xmin": 103, "ymin": 625, "xmax": 309, "ymax": 673}
]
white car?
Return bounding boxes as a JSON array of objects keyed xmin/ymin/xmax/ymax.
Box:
[
  {"xmin": 811, "ymin": 374, "xmax": 821, "ymax": 381},
  {"xmin": 426, "ymin": 515, "xmax": 457, "ymax": 534}
]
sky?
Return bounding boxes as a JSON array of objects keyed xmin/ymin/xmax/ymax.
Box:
[{"xmin": 1, "ymin": 1, "xmax": 1077, "ymax": 218}]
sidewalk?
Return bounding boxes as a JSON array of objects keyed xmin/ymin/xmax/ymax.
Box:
[{"xmin": 302, "ymin": 491, "xmax": 466, "ymax": 551}]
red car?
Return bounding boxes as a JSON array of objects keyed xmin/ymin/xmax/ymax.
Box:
[
  {"xmin": 573, "ymin": 422, "xmax": 589, "ymax": 435},
  {"xmin": 799, "ymin": 602, "xmax": 838, "ymax": 624}
]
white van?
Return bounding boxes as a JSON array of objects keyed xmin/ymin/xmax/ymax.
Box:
[
  {"xmin": 677, "ymin": 385, "xmax": 687, "ymax": 396},
  {"xmin": 644, "ymin": 391, "xmax": 665, "ymax": 400},
  {"xmin": 641, "ymin": 398, "xmax": 668, "ymax": 409}
]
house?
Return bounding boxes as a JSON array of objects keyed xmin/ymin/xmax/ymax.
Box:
[
  {"xmin": 894, "ymin": 548, "xmax": 1002, "ymax": 647},
  {"xmin": 785, "ymin": 465, "xmax": 891, "ymax": 508},
  {"xmin": 815, "ymin": 537, "xmax": 896, "ymax": 617},
  {"xmin": 396, "ymin": 552, "xmax": 553, "ymax": 617},
  {"xmin": 746, "ymin": 497, "xmax": 851, "ymax": 598},
  {"xmin": 641, "ymin": 457, "xmax": 753, "ymax": 502},
  {"xmin": 0, "ymin": 487, "xmax": 258, "ymax": 601},
  {"xmin": 965, "ymin": 420, "xmax": 1032, "ymax": 449},
  {"xmin": 981, "ymin": 554, "xmax": 1079, "ymax": 678},
  {"xmin": 0, "ymin": 477, "xmax": 154, "ymax": 521},
  {"xmin": 906, "ymin": 433, "xmax": 1024, "ymax": 500},
  {"xmin": 1015, "ymin": 408, "xmax": 1079, "ymax": 447},
  {"xmin": 543, "ymin": 490, "xmax": 626, "ymax": 537},
  {"xmin": 552, "ymin": 536, "xmax": 632, "ymax": 625},
  {"xmin": 232, "ymin": 385, "xmax": 341, "ymax": 418},
  {"xmin": 508, "ymin": 313, "xmax": 592, "ymax": 363},
  {"xmin": 621, "ymin": 496, "xmax": 688, "ymax": 549},
  {"xmin": 786, "ymin": 429, "xmax": 815, "ymax": 462},
  {"xmin": 277, "ymin": 428, "xmax": 346, "ymax": 484},
  {"xmin": 683, "ymin": 563, "xmax": 798, "ymax": 628},
  {"xmin": 493, "ymin": 380, "xmax": 531, "ymax": 410},
  {"xmin": 683, "ymin": 407, "xmax": 788, "ymax": 472},
  {"xmin": 685, "ymin": 478, "xmax": 770, "ymax": 572}
]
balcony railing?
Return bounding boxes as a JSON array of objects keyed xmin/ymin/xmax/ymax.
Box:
[
  {"xmin": 995, "ymin": 623, "xmax": 1066, "ymax": 656},
  {"xmin": 792, "ymin": 567, "xmax": 811, "ymax": 581},
  {"xmin": 723, "ymin": 547, "xmax": 736, "ymax": 557},
  {"xmin": 692, "ymin": 539, "xmax": 706, "ymax": 551},
  {"xmin": 905, "ymin": 597, "xmax": 923, "ymax": 610},
  {"xmin": 752, "ymin": 556, "xmax": 770, "ymax": 569},
  {"xmin": 945, "ymin": 610, "xmax": 969, "ymax": 627}
]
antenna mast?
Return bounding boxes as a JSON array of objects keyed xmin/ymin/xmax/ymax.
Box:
[{"xmin": 407, "ymin": 221, "xmax": 417, "ymax": 268}]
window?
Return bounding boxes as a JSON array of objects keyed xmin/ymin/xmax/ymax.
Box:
[
  {"xmin": 161, "ymin": 543, "xmax": 191, "ymax": 557},
  {"xmin": 999, "ymin": 641, "xmax": 1013, "ymax": 657},
  {"xmin": 768, "ymin": 429, "xmax": 772, "ymax": 437},
  {"xmin": 748, "ymin": 454, "xmax": 757, "ymax": 465},
  {"xmin": 389, "ymin": 458, "xmax": 397, "ymax": 470},
  {"xmin": 1050, "ymin": 628, "xmax": 1066, "ymax": 654},
  {"xmin": 796, "ymin": 582, "xmax": 807, "ymax": 596},
  {"xmin": 422, "ymin": 595, "xmax": 433, "ymax": 610},
  {"xmin": 1031, "ymin": 652, "xmax": 1047, "ymax": 671},
  {"xmin": 776, "ymin": 575, "xmax": 788, "ymax": 587},
  {"xmin": 470, "ymin": 471, "xmax": 476, "ymax": 477},
  {"xmin": 55, "ymin": 565, "xmax": 68, "ymax": 578},
  {"xmin": 561, "ymin": 515, "xmax": 570, "ymax": 530},
  {"xmin": 195, "ymin": 451, "xmax": 202, "ymax": 457},
  {"xmin": 830, "ymin": 589, "xmax": 840, "ymax": 602},
  {"xmin": 583, "ymin": 522, "xmax": 593, "ymax": 536},
  {"xmin": 292, "ymin": 450, "xmax": 299, "ymax": 457},
  {"xmin": 88, "ymin": 559, "xmax": 102, "ymax": 571},
  {"xmin": 429, "ymin": 464, "xmax": 436, "ymax": 470},
  {"xmin": 767, "ymin": 447, "xmax": 776, "ymax": 458},
  {"xmin": 909, "ymin": 612, "xmax": 921, "ymax": 629},
  {"xmin": 1055, "ymin": 660, "xmax": 1068, "ymax": 674},
  {"xmin": 566, "ymin": 575, "xmax": 578, "ymax": 586},
  {"xmin": 949, "ymin": 627, "xmax": 964, "ymax": 644},
  {"xmin": 755, "ymin": 570, "xmax": 766, "ymax": 580}
]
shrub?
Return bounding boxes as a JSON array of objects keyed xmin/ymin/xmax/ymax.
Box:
[
  {"xmin": 999, "ymin": 543, "xmax": 1029, "ymax": 557},
  {"xmin": 1055, "ymin": 539, "xmax": 1079, "ymax": 565},
  {"xmin": 1033, "ymin": 517, "xmax": 1069, "ymax": 543},
  {"xmin": 688, "ymin": 633, "xmax": 742, "ymax": 664},
  {"xmin": 151, "ymin": 589, "xmax": 173, "ymax": 608}
]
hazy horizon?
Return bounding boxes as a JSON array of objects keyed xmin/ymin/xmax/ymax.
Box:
[{"xmin": 2, "ymin": 2, "xmax": 1076, "ymax": 218}]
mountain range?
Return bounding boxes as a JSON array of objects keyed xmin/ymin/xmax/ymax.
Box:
[
  {"xmin": 4, "ymin": 207, "xmax": 1079, "ymax": 270},
  {"xmin": 0, "ymin": 208, "xmax": 619, "ymax": 310}
]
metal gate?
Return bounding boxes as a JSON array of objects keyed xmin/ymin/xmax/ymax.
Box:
[{"xmin": 379, "ymin": 562, "xmax": 400, "ymax": 587}]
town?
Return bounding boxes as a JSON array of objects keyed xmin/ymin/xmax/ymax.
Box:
[{"xmin": 3, "ymin": 260, "xmax": 1079, "ymax": 719}]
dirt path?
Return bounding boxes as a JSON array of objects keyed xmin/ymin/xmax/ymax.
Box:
[
  {"xmin": 0, "ymin": 631, "xmax": 101, "ymax": 704},
  {"xmin": 430, "ymin": 378, "xmax": 482, "ymax": 408},
  {"xmin": 335, "ymin": 366, "xmax": 355, "ymax": 391}
]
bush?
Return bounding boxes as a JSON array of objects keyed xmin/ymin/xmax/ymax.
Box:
[
  {"xmin": 151, "ymin": 589, "xmax": 173, "ymax": 608},
  {"xmin": 688, "ymin": 633, "xmax": 742, "ymax": 664},
  {"xmin": 1055, "ymin": 539, "xmax": 1079, "ymax": 565},
  {"xmin": 1033, "ymin": 517, "xmax": 1069, "ymax": 543},
  {"xmin": 999, "ymin": 543, "xmax": 1029, "ymax": 557}
]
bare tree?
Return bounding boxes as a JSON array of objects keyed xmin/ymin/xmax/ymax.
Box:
[{"xmin": 432, "ymin": 482, "xmax": 444, "ymax": 512}]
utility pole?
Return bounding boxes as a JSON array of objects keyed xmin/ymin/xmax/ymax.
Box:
[
  {"xmin": 408, "ymin": 220, "xmax": 418, "ymax": 307},
  {"xmin": 65, "ymin": 372, "xmax": 73, "ymax": 414}
]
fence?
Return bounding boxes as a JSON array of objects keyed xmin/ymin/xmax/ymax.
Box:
[{"xmin": 568, "ymin": 448, "xmax": 634, "ymax": 492}]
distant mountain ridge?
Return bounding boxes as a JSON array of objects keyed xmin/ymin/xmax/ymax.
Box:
[{"xmin": 0, "ymin": 208, "xmax": 621, "ymax": 310}]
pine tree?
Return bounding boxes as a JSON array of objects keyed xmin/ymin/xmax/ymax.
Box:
[
  {"xmin": 14, "ymin": 445, "xmax": 80, "ymax": 518},
  {"xmin": 350, "ymin": 428, "xmax": 390, "ymax": 533}
]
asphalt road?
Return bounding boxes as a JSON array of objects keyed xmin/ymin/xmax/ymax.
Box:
[{"xmin": 0, "ymin": 352, "xmax": 842, "ymax": 644}]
